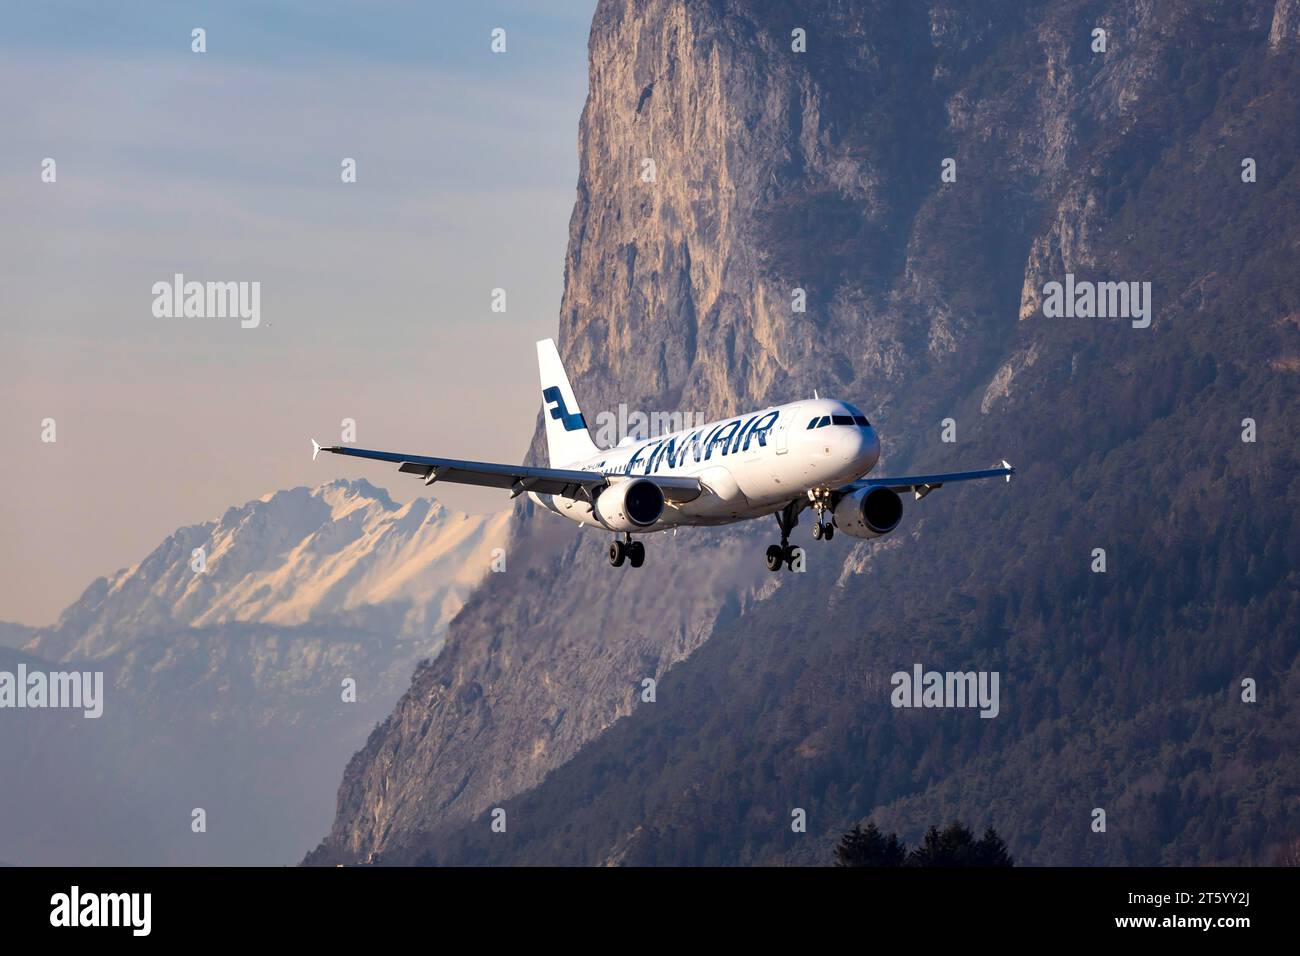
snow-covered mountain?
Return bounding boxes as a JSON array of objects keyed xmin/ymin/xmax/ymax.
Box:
[
  {"xmin": 4, "ymin": 480, "xmax": 510, "ymax": 865},
  {"xmin": 28, "ymin": 478, "xmax": 508, "ymax": 662}
]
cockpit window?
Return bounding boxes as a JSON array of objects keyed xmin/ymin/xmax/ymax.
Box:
[
  {"xmin": 852, "ymin": 415, "xmax": 869, "ymax": 426},
  {"xmin": 831, "ymin": 414, "xmax": 854, "ymax": 425},
  {"xmin": 807, "ymin": 418, "xmax": 819, "ymax": 429}
]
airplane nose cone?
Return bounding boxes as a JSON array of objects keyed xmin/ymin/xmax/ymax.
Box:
[{"xmin": 851, "ymin": 426, "xmax": 881, "ymax": 471}]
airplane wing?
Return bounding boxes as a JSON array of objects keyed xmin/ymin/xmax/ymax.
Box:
[
  {"xmin": 841, "ymin": 460, "xmax": 1014, "ymax": 500},
  {"xmin": 313, "ymin": 440, "xmax": 607, "ymax": 499}
]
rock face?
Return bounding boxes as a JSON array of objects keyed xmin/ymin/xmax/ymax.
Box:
[
  {"xmin": 1270, "ymin": 0, "xmax": 1300, "ymax": 51},
  {"xmin": 309, "ymin": 0, "xmax": 1300, "ymax": 865},
  {"xmin": 4, "ymin": 480, "xmax": 506, "ymax": 865}
]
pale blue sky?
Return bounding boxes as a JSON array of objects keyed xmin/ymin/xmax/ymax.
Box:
[{"xmin": 0, "ymin": 1, "xmax": 597, "ymax": 624}]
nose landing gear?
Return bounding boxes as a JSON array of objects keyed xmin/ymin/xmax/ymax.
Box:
[
  {"xmin": 807, "ymin": 487, "xmax": 834, "ymax": 541},
  {"xmin": 609, "ymin": 534, "xmax": 645, "ymax": 568},
  {"xmin": 810, "ymin": 520, "xmax": 834, "ymax": 540}
]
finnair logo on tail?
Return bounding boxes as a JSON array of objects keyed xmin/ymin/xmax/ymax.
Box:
[{"xmin": 543, "ymin": 387, "xmax": 586, "ymax": 432}]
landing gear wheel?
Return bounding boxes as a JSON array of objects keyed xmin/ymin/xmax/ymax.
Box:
[
  {"xmin": 608, "ymin": 540, "xmax": 627, "ymax": 567},
  {"xmin": 628, "ymin": 541, "xmax": 645, "ymax": 568},
  {"xmin": 767, "ymin": 501, "xmax": 806, "ymax": 571},
  {"xmin": 807, "ymin": 488, "xmax": 836, "ymax": 543}
]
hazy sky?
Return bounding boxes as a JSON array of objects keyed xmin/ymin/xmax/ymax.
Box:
[{"xmin": 0, "ymin": 1, "xmax": 597, "ymax": 625}]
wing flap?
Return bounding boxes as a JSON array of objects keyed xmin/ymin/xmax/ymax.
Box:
[
  {"xmin": 321, "ymin": 444, "xmax": 605, "ymax": 496},
  {"xmin": 842, "ymin": 461, "xmax": 1014, "ymax": 498}
]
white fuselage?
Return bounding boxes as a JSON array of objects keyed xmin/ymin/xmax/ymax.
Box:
[{"xmin": 529, "ymin": 398, "xmax": 881, "ymax": 531}]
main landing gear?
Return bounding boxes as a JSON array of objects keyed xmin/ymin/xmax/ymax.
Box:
[
  {"xmin": 609, "ymin": 534, "xmax": 645, "ymax": 569},
  {"xmin": 765, "ymin": 501, "xmax": 804, "ymax": 572}
]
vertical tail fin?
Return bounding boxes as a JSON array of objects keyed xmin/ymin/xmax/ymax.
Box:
[{"xmin": 537, "ymin": 338, "xmax": 600, "ymax": 467}]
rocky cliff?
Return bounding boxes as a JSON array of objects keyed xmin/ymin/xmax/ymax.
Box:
[{"xmin": 309, "ymin": 0, "xmax": 1299, "ymax": 865}]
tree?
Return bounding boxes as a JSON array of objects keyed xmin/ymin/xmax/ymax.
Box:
[
  {"xmin": 834, "ymin": 822, "xmax": 907, "ymax": 867},
  {"xmin": 834, "ymin": 821, "xmax": 1014, "ymax": 867},
  {"xmin": 906, "ymin": 822, "xmax": 1014, "ymax": 868}
]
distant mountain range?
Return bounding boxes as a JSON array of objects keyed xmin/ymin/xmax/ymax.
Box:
[
  {"xmin": 2, "ymin": 479, "xmax": 507, "ymax": 865},
  {"xmin": 29, "ymin": 479, "xmax": 505, "ymax": 662}
]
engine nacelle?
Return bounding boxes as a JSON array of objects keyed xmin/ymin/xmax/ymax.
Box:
[
  {"xmin": 832, "ymin": 486, "xmax": 903, "ymax": 539},
  {"xmin": 593, "ymin": 478, "xmax": 665, "ymax": 531}
]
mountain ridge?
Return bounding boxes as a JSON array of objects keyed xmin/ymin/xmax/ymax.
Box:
[{"xmin": 28, "ymin": 478, "xmax": 508, "ymax": 662}]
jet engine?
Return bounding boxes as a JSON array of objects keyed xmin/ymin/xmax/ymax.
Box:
[
  {"xmin": 593, "ymin": 478, "xmax": 665, "ymax": 531},
  {"xmin": 832, "ymin": 486, "xmax": 903, "ymax": 539}
]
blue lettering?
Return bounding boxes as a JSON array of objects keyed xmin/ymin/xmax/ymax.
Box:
[
  {"xmin": 627, "ymin": 443, "xmax": 651, "ymax": 474},
  {"xmin": 650, "ymin": 438, "xmax": 673, "ymax": 473},
  {"xmin": 731, "ymin": 415, "xmax": 758, "ymax": 454},
  {"xmin": 743, "ymin": 411, "xmax": 779, "ymax": 451},
  {"xmin": 706, "ymin": 420, "xmax": 740, "ymax": 460},
  {"xmin": 653, "ymin": 436, "xmax": 676, "ymax": 472},
  {"xmin": 670, "ymin": 430, "xmax": 703, "ymax": 468},
  {"xmin": 695, "ymin": 424, "xmax": 725, "ymax": 463},
  {"xmin": 641, "ymin": 440, "xmax": 664, "ymax": 474}
]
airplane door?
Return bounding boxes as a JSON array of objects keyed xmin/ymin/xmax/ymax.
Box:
[{"xmin": 774, "ymin": 406, "xmax": 798, "ymax": 455}]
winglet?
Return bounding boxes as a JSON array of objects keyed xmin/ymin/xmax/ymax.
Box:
[
  {"xmin": 1001, "ymin": 459, "xmax": 1014, "ymax": 482},
  {"xmin": 312, "ymin": 439, "xmax": 322, "ymax": 462}
]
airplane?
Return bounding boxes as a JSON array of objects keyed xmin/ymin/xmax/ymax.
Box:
[{"xmin": 313, "ymin": 339, "xmax": 1014, "ymax": 572}]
